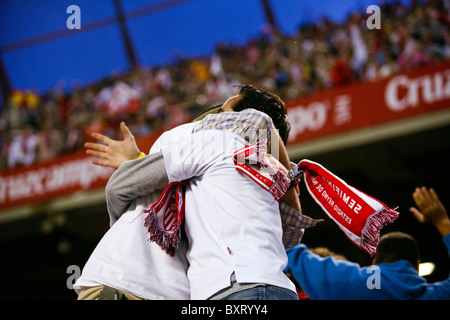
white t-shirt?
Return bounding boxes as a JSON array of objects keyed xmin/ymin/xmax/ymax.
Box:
[
  {"xmin": 73, "ymin": 124, "xmax": 194, "ymax": 300},
  {"xmin": 159, "ymin": 127, "xmax": 296, "ymax": 300}
]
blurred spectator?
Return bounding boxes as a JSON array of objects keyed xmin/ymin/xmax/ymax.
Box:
[
  {"xmin": 128, "ymin": 111, "xmax": 152, "ymax": 137},
  {"xmin": 330, "ymin": 53, "xmax": 356, "ymax": 86},
  {"xmin": 7, "ymin": 129, "xmax": 25, "ymax": 168},
  {"xmin": 37, "ymin": 117, "xmax": 64, "ymax": 162},
  {"xmin": 7, "ymin": 125, "xmax": 39, "ymax": 168}
]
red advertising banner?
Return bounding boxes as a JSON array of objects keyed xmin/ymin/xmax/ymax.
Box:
[
  {"xmin": 1, "ymin": 61, "xmax": 449, "ymax": 210},
  {"xmin": 0, "ymin": 132, "xmax": 161, "ymax": 210},
  {"xmin": 0, "ymin": 151, "xmax": 114, "ymax": 209},
  {"xmin": 286, "ymin": 60, "xmax": 450, "ymax": 143}
]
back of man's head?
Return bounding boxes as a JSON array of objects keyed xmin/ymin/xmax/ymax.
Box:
[
  {"xmin": 373, "ymin": 231, "xmax": 420, "ymax": 269},
  {"xmin": 232, "ymin": 85, "xmax": 291, "ymax": 145}
]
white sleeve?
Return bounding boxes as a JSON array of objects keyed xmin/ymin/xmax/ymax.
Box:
[
  {"xmin": 149, "ymin": 123, "xmax": 195, "ymax": 155},
  {"xmin": 161, "ymin": 130, "xmax": 235, "ymax": 183}
]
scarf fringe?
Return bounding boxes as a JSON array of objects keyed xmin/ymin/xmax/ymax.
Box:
[
  {"xmin": 143, "ymin": 208, "xmax": 180, "ymax": 257},
  {"xmin": 270, "ymin": 170, "xmax": 290, "ymax": 199},
  {"xmin": 360, "ymin": 207, "xmax": 400, "ymax": 256}
]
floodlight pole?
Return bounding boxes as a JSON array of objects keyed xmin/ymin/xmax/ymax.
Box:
[
  {"xmin": 0, "ymin": 52, "xmax": 11, "ymax": 107},
  {"xmin": 112, "ymin": 0, "xmax": 139, "ymax": 70},
  {"xmin": 260, "ymin": 0, "xmax": 279, "ymax": 32}
]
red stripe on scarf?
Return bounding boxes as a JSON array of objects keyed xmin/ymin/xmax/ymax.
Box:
[{"xmin": 299, "ymin": 160, "xmax": 399, "ymax": 256}]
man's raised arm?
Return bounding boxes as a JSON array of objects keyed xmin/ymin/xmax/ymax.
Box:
[{"xmin": 85, "ymin": 122, "xmax": 169, "ymax": 225}]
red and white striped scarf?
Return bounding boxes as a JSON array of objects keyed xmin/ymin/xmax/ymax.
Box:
[
  {"xmin": 297, "ymin": 159, "xmax": 399, "ymax": 256},
  {"xmin": 143, "ymin": 181, "xmax": 188, "ymax": 257},
  {"xmin": 143, "ymin": 141, "xmax": 398, "ymax": 257},
  {"xmin": 233, "ymin": 145, "xmax": 399, "ymax": 256}
]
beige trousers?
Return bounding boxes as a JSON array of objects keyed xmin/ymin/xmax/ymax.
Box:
[{"xmin": 77, "ymin": 285, "xmax": 145, "ymax": 300}]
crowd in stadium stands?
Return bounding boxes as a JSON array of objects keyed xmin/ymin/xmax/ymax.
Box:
[{"xmin": 0, "ymin": 0, "xmax": 449, "ymax": 170}]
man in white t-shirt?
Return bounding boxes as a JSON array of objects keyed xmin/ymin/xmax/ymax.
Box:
[
  {"xmin": 76, "ymin": 85, "xmax": 313, "ymax": 300},
  {"xmin": 153, "ymin": 125, "xmax": 297, "ymax": 299}
]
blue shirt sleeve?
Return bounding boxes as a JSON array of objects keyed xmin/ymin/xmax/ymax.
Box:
[
  {"xmin": 286, "ymin": 233, "xmax": 450, "ymax": 300},
  {"xmin": 285, "ymin": 244, "xmax": 371, "ymax": 299},
  {"xmin": 443, "ymin": 233, "xmax": 450, "ymax": 256}
]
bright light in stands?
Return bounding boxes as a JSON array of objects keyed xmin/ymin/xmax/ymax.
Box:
[{"xmin": 418, "ymin": 262, "xmax": 435, "ymax": 277}]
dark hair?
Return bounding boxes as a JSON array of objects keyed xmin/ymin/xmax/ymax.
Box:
[
  {"xmin": 373, "ymin": 232, "xmax": 420, "ymax": 267},
  {"xmin": 232, "ymin": 85, "xmax": 291, "ymax": 145}
]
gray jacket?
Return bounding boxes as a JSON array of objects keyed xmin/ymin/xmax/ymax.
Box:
[{"xmin": 105, "ymin": 151, "xmax": 168, "ymax": 225}]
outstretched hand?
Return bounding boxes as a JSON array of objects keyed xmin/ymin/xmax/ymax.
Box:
[
  {"xmin": 409, "ymin": 187, "xmax": 450, "ymax": 237},
  {"xmin": 85, "ymin": 121, "xmax": 142, "ymax": 169}
]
